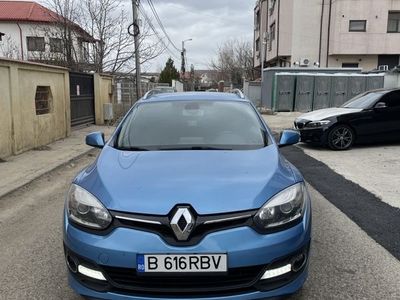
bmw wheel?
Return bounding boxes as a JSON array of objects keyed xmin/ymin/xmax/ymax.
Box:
[{"xmin": 327, "ymin": 125, "xmax": 354, "ymax": 150}]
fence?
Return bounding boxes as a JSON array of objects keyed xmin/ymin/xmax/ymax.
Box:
[
  {"xmin": 113, "ymin": 76, "xmax": 161, "ymax": 118},
  {"xmin": 0, "ymin": 58, "xmax": 70, "ymax": 158},
  {"xmin": 271, "ymin": 73, "xmax": 385, "ymax": 112}
]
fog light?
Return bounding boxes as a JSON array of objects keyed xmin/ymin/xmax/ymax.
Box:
[
  {"xmin": 78, "ymin": 265, "xmax": 107, "ymax": 281},
  {"xmin": 261, "ymin": 264, "xmax": 292, "ymax": 280}
]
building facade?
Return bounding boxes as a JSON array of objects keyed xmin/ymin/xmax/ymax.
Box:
[
  {"xmin": 254, "ymin": 0, "xmax": 400, "ymax": 72},
  {"xmin": 0, "ymin": 1, "xmax": 96, "ymax": 71}
]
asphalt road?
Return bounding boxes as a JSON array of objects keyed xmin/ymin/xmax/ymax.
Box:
[{"xmin": 0, "ymin": 152, "xmax": 399, "ymax": 300}]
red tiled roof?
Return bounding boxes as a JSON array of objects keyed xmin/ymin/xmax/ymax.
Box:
[{"xmin": 0, "ymin": 1, "xmax": 60, "ymax": 23}]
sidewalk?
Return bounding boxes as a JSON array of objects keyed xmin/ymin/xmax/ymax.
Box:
[{"xmin": 0, "ymin": 125, "xmax": 115, "ymax": 199}]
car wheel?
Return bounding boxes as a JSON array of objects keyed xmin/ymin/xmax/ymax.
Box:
[{"xmin": 327, "ymin": 125, "xmax": 354, "ymax": 150}]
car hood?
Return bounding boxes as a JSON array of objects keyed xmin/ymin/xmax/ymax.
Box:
[
  {"xmin": 75, "ymin": 145, "xmax": 298, "ymax": 215},
  {"xmin": 297, "ymin": 107, "xmax": 362, "ymax": 121}
]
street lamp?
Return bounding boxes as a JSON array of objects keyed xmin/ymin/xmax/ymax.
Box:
[{"xmin": 181, "ymin": 38, "xmax": 193, "ymax": 77}]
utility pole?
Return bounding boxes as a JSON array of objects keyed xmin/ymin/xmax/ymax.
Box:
[
  {"xmin": 181, "ymin": 38, "xmax": 192, "ymax": 80},
  {"xmin": 131, "ymin": 0, "xmax": 142, "ymax": 99}
]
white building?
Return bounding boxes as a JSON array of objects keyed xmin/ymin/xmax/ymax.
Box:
[
  {"xmin": 254, "ymin": 0, "xmax": 400, "ymax": 72},
  {"xmin": 0, "ymin": 1, "xmax": 96, "ymax": 70}
]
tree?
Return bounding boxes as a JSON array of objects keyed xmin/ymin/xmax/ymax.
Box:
[
  {"xmin": 159, "ymin": 58, "xmax": 180, "ymax": 85},
  {"xmin": 41, "ymin": 0, "xmax": 164, "ymax": 73},
  {"xmin": 211, "ymin": 39, "xmax": 255, "ymax": 86}
]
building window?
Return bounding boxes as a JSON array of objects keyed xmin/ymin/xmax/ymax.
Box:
[
  {"xmin": 342, "ymin": 63, "xmax": 359, "ymax": 68},
  {"xmin": 268, "ymin": 22, "xmax": 276, "ymax": 51},
  {"xmin": 349, "ymin": 20, "xmax": 367, "ymax": 32},
  {"xmin": 255, "ymin": 10, "xmax": 260, "ymax": 28},
  {"xmin": 269, "ymin": 0, "xmax": 276, "ymax": 15},
  {"xmin": 35, "ymin": 86, "xmax": 52, "ymax": 115},
  {"xmin": 0, "ymin": 32, "xmax": 5, "ymax": 41},
  {"xmin": 270, "ymin": 22, "xmax": 276, "ymax": 40},
  {"xmin": 387, "ymin": 11, "xmax": 400, "ymax": 33},
  {"xmin": 50, "ymin": 38, "xmax": 63, "ymax": 53},
  {"xmin": 256, "ymin": 38, "xmax": 260, "ymax": 52},
  {"xmin": 27, "ymin": 37, "xmax": 45, "ymax": 51}
]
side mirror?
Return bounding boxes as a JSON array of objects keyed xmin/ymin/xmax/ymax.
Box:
[
  {"xmin": 374, "ymin": 102, "xmax": 387, "ymax": 110},
  {"xmin": 86, "ymin": 132, "xmax": 105, "ymax": 148},
  {"xmin": 279, "ymin": 130, "xmax": 300, "ymax": 148}
]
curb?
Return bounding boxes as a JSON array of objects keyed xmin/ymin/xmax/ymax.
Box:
[{"xmin": 0, "ymin": 148, "xmax": 97, "ymax": 200}]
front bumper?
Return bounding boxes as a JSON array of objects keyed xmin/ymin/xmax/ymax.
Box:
[
  {"xmin": 63, "ymin": 202, "xmax": 311, "ymax": 299},
  {"xmin": 294, "ymin": 120, "xmax": 331, "ymax": 145}
]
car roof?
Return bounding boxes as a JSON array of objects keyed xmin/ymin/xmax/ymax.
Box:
[
  {"xmin": 365, "ymin": 87, "xmax": 399, "ymax": 93},
  {"xmin": 139, "ymin": 92, "xmax": 248, "ymax": 103}
]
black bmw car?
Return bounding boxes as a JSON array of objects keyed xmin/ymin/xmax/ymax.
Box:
[{"xmin": 294, "ymin": 88, "xmax": 400, "ymax": 150}]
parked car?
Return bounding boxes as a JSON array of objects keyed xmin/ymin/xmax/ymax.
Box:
[
  {"xmin": 63, "ymin": 92, "xmax": 311, "ymax": 299},
  {"xmin": 143, "ymin": 86, "xmax": 176, "ymax": 99},
  {"xmin": 294, "ymin": 88, "xmax": 400, "ymax": 150}
]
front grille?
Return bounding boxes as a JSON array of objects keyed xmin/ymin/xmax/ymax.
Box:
[
  {"xmin": 111, "ymin": 209, "xmax": 256, "ymax": 246},
  {"xmin": 102, "ymin": 265, "xmax": 264, "ymax": 295}
]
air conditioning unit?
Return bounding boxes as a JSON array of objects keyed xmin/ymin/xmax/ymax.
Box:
[
  {"xmin": 378, "ymin": 65, "xmax": 389, "ymax": 71},
  {"xmin": 300, "ymin": 58, "xmax": 310, "ymax": 67}
]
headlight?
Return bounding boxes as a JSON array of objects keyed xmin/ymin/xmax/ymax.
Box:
[
  {"xmin": 66, "ymin": 184, "xmax": 112, "ymax": 230},
  {"xmin": 254, "ymin": 183, "xmax": 307, "ymax": 230},
  {"xmin": 305, "ymin": 120, "xmax": 330, "ymax": 128}
]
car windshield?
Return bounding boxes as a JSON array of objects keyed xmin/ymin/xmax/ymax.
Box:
[
  {"xmin": 117, "ymin": 100, "xmax": 267, "ymax": 151},
  {"xmin": 341, "ymin": 91, "xmax": 385, "ymax": 109}
]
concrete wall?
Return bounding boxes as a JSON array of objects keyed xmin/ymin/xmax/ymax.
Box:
[
  {"xmin": 384, "ymin": 73, "xmax": 400, "ymax": 88},
  {"xmin": 94, "ymin": 73, "xmax": 114, "ymax": 125},
  {"xmin": 0, "ymin": 58, "xmax": 70, "ymax": 158},
  {"xmin": 328, "ymin": 55, "xmax": 379, "ymax": 71},
  {"xmin": 254, "ymin": 0, "xmax": 400, "ymax": 71},
  {"xmin": 330, "ymin": 0, "xmax": 400, "ymax": 56}
]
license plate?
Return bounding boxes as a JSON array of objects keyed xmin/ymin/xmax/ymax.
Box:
[{"xmin": 137, "ymin": 254, "xmax": 227, "ymax": 273}]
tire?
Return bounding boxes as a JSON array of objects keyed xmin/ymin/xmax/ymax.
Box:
[{"xmin": 327, "ymin": 124, "xmax": 355, "ymax": 150}]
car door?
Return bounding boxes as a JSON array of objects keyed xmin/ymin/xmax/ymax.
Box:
[{"xmin": 370, "ymin": 90, "xmax": 400, "ymax": 142}]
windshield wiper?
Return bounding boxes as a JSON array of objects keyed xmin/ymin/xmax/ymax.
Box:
[
  {"xmin": 117, "ymin": 146, "xmax": 150, "ymax": 151},
  {"xmin": 159, "ymin": 146, "xmax": 233, "ymax": 151}
]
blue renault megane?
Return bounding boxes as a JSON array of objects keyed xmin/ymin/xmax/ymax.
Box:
[{"xmin": 63, "ymin": 92, "xmax": 311, "ymax": 299}]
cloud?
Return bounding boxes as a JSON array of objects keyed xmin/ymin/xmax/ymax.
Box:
[{"xmin": 139, "ymin": 0, "xmax": 254, "ymax": 71}]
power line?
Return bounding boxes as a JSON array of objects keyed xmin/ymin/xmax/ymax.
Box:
[
  {"xmin": 138, "ymin": 3, "xmax": 180, "ymax": 60},
  {"xmin": 146, "ymin": 0, "xmax": 181, "ymax": 52}
]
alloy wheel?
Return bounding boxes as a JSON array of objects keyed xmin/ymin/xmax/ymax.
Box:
[{"xmin": 328, "ymin": 125, "xmax": 354, "ymax": 150}]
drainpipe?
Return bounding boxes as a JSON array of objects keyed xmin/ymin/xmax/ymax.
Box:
[
  {"xmin": 318, "ymin": 0, "xmax": 325, "ymax": 66},
  {"xmin": 277, "ymin": 0, "xmax": 280, "ymax": 66},
  {"xmin": 17, "ymin": 23, "xmax": 24, "ymax": 60},
  {"xmin": 326, "ymin": 0, "xmax": 332, "ymax": 67}
]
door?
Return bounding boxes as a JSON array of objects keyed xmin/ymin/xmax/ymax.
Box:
[
  {"xmin": 371, "ymin": 91, "xmax": 400, "ymax": 142},
  {"xmin": 347, "ymin": 76, "xmax": 366, "ymax": 100},
  {"xmin": 274, "ymin": 75, "xmax": 295, "ymax": 112},
  {"xmin": 350, "ymin": 91, "xmax": 400, "ymax": 143},
  {"xmin": 295, "ymin": 75, "xmax": 314, "ymax": 112},
  {"xmin": 330, "ymin": 76, "xmax": 348, "ymax": 107},
  {"xmin": 70, "ymin": 72, "xmax": 95, "ymax": 127},
  {"xmin": 313, "ymin": 76, "xmax": 331, "ymax": 110}
]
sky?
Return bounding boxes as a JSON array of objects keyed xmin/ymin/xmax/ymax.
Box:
[{"xmin": 126, "ymin": 0, "xmax": 255, "ymax": 72}]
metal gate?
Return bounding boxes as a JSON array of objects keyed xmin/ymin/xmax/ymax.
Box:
[{"xmin": 70, "ymin": 72, "xmax": 95, "ymax": 127}]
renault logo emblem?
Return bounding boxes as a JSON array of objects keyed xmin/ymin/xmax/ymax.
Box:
[{"xmin": 170, "ymin": 207, "xmax": 195, "ymax": 241}]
